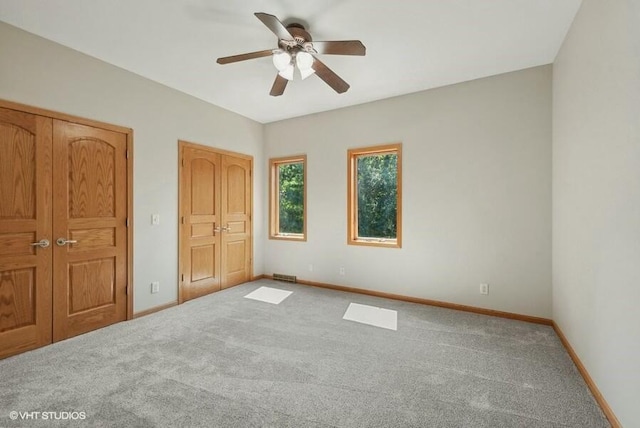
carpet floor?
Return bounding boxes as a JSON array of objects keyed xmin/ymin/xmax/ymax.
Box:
[{"xmin": 0, "ymin": 279, "xmax": 609, "ymax": 427}]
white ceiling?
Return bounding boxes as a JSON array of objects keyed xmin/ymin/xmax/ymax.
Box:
[{"xmin": 0, "ymin": 0, "xmax": 581, "ymax": 123}]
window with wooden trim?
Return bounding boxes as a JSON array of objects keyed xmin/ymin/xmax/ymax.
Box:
[
  {"xmin": 269, "ymin": 155, "xmax": 307, "ymax": 241},
  {"xmin": 347, "ymin": 144, "xmax": 402, "ymax": 248}
]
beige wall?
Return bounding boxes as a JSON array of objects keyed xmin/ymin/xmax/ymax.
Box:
[
  {"xmin": 552, "ymin": 0, "xmax": 640, "ymax": 425},
  {"xmin": 4, "ymin": 5, "xmax": 638, "ymax": 421},
  {"xmin": 265, "ymin": 65, "xmax": 553, "ymax": 318},
  {"xmin": 0, "ymin": 21, "xmax": 266, "ymax": 313}
]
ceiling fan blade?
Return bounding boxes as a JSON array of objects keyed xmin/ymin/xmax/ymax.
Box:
[
  {"xmin": 312, "ymin": 41, "xmax": 366, "ymax": 56},
  {"xmin": 312, "ymin": 58, "xmax": 350, "ymax": 94},
  {"xmin": 270, "ymin": 74, "xmax": 288, "ymax": 96},
  {"xmin": 217, "ymin": 49, "xmax": 273, "ymax": 65},
  {"xmin": 255, "ymin": 12, "xmax": 293, "ymax": 41}
]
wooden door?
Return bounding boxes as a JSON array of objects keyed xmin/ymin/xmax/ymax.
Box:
[
  {"xmin": 221, "ymin": 155, "xmax": 252, "ymax": 289},
  {"xmin": 180, "ymin": 146, "xmax": 222, "ymax": 302},
  {"xmin": 0, "ymin": 108, "xmax": 53, "ymax": 358},
  {"xmin": 52, "ymin": 120, "xmax": 127, "ymax": 341},
  {"xmin": 179, "ymin": 142, "xmax": 252, "ymax": 301}
]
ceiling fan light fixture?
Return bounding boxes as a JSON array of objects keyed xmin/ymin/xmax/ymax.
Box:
[
  {"xmin": 272, "ymin": 49, "xmax": 292, "ymax": 71},
  {"xmin": 296, "ymin": 51, "xmax": 315, "ymax": 80},
  {"xmin": 296, "ymin": 51, "xmax": 314, "ymax": 69},
  {"xmin": 299, "ymin": 67, "xmax": 316, "ymax": 80},
  {"xmin": 278, "ymin": 64, "xmax": 295, "ymax": 81}
]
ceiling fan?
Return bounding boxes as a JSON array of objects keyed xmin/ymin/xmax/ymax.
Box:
[{"xmin": 216, "ymin": 13, "xmax": 366, "ymax": 96}]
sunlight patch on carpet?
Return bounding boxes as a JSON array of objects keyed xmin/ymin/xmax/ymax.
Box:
[
  {"xmin": 244, "ymin": 286, "xmax": 293, "ymax": 304},
  {"xmin": 343, "ymin": 303, "xmax": 397, "ymax": 330}
]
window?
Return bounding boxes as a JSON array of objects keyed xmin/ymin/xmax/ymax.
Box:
[
  {"xmin": 347, "ymin": 144, "xmax": 402, "ymax": 248},
  {"xmin": 269, "ymin": 155, "xmax": 307, "ymax": 241}
]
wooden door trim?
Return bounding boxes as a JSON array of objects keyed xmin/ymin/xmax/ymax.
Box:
[
  {"xmin": 126, "ymin": 131, "xmax": 134, "ymax": 319},
  {"xmin": 178, "ymin": 142, "xmax": 184, "ymax": 304},
  {"xmin": 178, "ymin": 140, "xmax": 253, "ymax": 303},
  {"xmin": 1, "ymin": 98, "xmax": 134, "ymax": 322},
  {"xmin": 0, "ymin": 99, "xmax": 132, "ymax": 135},
  {"xmin": 179, "ymin": 140, "xmax": 253, "ymax": 161}
]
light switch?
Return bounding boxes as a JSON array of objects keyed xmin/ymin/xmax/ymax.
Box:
[{"xmin": 151, "ymin": 214, "xmax": 160, "ymax": 225}]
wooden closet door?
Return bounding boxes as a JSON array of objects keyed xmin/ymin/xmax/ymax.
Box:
[
  {"xmin": 180, "ymin": 147, "xmax": 222, "ymax": 302},
  {"xmin": 52, "ymin": 120, "xmax": 127, "ymax": 341},
  {"xmin": 0, "ymin": 108, "xmax": 52, "ymax": 359},
  {"xmin": 221, "ymin": 155, "xmax": 252, "ymax": 289}
]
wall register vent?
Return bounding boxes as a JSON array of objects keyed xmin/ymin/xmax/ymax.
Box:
[{"xmin": 273, "ymin": 273, "xmax": 297, "ymax": 283}]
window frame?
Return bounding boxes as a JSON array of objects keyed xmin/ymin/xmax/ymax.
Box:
[
  {"xmin": 347, "ymin": 143, "xmax": 402, "ymax": 248},
  {"xmin": 269, "ymin": 154, "xmax": 307, "ymax": 241}
]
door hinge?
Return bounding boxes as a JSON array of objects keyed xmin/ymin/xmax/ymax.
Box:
[
  {"xmin": 126, "ymin": 150, "xmax": 130, "ymax": 159},
  {"xmin": 126, "ymin": 218, "xmax": 129, "ymax": 227},
  {"xmin": 181, "ymin": 217, "xmax": 185, "ymax": 224},
  {"xmin": 181, "ymin": 274, "xmax": 184, "ymax": 282},
  {"xmin": 124, "ymin": 285, "xmax": 128, "ymax": 295},
  {"xmin": 182, "ymin": 158, "xmax": 185, "ymax": 167}
]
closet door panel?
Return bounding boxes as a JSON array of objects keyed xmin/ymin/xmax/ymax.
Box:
[
  {"xmin": 52, "ymin": 120, "xmax": 127, "ymax": 341},
  {"xmin": 221, "ymin": 155, "xmax": 252, "ymax": 289},
  {"xmin": 180, "ymin": 147, "xmax": 222, "ymax": 302},
  {"xmin": 0, "ymin": 108, "xmax": 52, "ymax": 359}
]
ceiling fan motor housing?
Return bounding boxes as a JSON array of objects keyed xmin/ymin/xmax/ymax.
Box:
[{"xmin": 286, "ymin": 23, "xmax": 312, "ymax": 44}]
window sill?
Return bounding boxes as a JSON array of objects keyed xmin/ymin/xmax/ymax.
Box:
[
  {"xmin": 348, "ymin": 238, "xmax": 401, "ymax": 248},
  {"xmin": 270, "ymin": 234, "xmax": 306, "ymax": 242}
]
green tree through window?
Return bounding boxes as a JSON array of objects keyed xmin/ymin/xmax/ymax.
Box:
[
  {"xmin": 278, "ymin": 162, "xmax": 304, "ymax": 234},
  {"xmin": 357, "ymin": 153, "xmax": 397, "ymax": 239},
  {"xmin": 348, "ymin": 144, "xmax": 402, "ymax": 247},
  {"xmin": 270, "ymin": 155, "xmax": 306, "ymax": 240}
]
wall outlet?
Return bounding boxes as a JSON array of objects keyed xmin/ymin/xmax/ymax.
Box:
[
  {"xmin": 151, "ymin": 214, "xmax": 160, "ymax": 225},
  {"xmin": 480, "ymin": 283, "xmax": 489, "ymax": 295},
  {"xmin": 339, "ymin": 267, "xmax": 346, "ymax": 276},
  {"xmin": 151, "ymin": 281, "xmax": 160, "ymax": 294}
]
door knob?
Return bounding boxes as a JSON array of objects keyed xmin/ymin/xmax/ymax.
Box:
[
  {"xmin": 56, "ymin": 238, "xmax": 77, "ymax": 246},
  {"xmin": 30, "ymin": 239, "xmax": 50, "ymax": 248}
]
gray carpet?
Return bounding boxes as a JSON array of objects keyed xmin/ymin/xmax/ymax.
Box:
[{"xmin": 0, "ymin": 279, "xmax": 609, "ymax": 427}]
